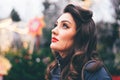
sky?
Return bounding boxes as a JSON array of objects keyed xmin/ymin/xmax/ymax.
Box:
[
  {"xmin": 0, "ymin": 0, "xmax": 44, "ymax": 22},
  {"xmin": 0, "ymin": 0, "xmax": 115, "ymax": 23},
  {"xmin": 91, "ymin": 0, "xmax": 115, "ymax": 23}
]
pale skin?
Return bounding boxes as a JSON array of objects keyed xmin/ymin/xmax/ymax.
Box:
[{"xmin": 50, "ymin": 13, "xmax": 77, "ymax": 58}]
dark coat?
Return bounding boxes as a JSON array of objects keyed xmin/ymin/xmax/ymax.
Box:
[
  {"xmin": 50, "ymin": 56, "xmax": 112, "ymax": 80},
  {"xmin": 82, "ymin": 60, "xmax": 112, "ymax": 80}
]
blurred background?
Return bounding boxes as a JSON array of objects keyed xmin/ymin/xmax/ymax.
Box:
[{"xmin": 0, "ymin": 0, "xmax": 120, "ymax": 80}]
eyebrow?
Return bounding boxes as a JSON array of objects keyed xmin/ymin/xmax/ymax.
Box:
[{"xmin": 57, "ymin": 20, "xmax": 72, "ymax": 24}]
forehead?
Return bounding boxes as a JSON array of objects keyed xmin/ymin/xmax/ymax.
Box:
[{"xmin": 57, "ymin": 13, "xmax": 74, "ymax": 23}]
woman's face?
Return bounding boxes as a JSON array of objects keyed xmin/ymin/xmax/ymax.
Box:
[{"xmin": 50, "ymin": 13, "xmax": 76, "ymax": 56}]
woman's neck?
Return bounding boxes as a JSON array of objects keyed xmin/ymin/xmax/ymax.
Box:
[
  {"xmin": 58, "ymin": 48, "xmax": 74, "ymax": 58},
  {"xmin": 59, "ymin": 51, "xmax": 68, "ymax": 58}
]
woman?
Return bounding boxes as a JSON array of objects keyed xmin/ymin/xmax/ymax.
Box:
[{"xmin": 45, "ymin": 4, "xmax": 112, "ymax": 80}]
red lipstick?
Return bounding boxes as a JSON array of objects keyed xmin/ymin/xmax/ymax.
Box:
[{"xmin": 51, "ymin": 37, "xmax": 58, "ymax": 42}]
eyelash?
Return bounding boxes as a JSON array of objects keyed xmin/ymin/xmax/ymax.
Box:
[
  {"xmin": 63, "ymin": 23, "xmax": 69, "ymax": 29},
  {"xmin": 54, "ymin": 24, "xmax": 57, "ymax": 28},
  {"xmin": 53, "ymin": 23, "xmax": 69, "ymax": 29}
]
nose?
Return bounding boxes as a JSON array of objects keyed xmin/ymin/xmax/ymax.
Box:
[{"xmin": 51, "ymin": 27, "xmax": 58, "ymax": 35}]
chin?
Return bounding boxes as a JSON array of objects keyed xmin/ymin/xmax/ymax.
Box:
[
  {"xmin": 50, "ymin": 46, "xmax": 56, "ymax": 50},
  {"xmin": 50, "ymin": 44, "xmax": 55, "ymax": 49},
  {"xmin": 50, "ymin": 44, "xmax": 59, "ymax": 51}
]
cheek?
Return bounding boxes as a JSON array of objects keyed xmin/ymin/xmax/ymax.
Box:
[
  {"xmin": 61, "ymin": 35, "xmax": 75, "ymax": 49},
  {"xmin": 62, "ymin": 40, "xmax": 74, "ymax": 50}
]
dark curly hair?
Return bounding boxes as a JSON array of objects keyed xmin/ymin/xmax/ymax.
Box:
[{"xmin": 45, "ymin": 4, "xmax": 99, "ymax": 80}]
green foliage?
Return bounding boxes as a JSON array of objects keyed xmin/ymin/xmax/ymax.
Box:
[
  {"xmin": 97, "ymin": 22, "xmax": 120, "ymax": 75},
  {"xmin": 4, "ymin": 27, "xmax": 54, "ymax": 80},
  {"xmin": 4, "ymin": 47, "xmax": 52, "ymax": 80}
]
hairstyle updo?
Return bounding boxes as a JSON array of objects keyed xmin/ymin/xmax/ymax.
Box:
[
  {"xmin": 64, "ymin": 4, "xmax": 93, "ymax": 23},
  {"xmin": 63, "ymin": 4, "xmax": 98, "ymax": 80}
]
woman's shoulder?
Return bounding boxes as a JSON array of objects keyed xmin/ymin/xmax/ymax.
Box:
[
  {"xmin": 84, "ymin": 60, "xmax": 103, "ymax": 72},
  {"xmin": 82, "ymin": 60, "xmax": 112, "ymax": 80}
]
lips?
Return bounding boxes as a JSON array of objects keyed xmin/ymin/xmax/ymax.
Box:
[{"xmin": 51, "ymin": 37, "xmax": 58, "ymax": 42}]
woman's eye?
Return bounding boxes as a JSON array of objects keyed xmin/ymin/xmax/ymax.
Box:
[
  {"xmin": 54, "ymin": 24, "xmax": 57, "ymax": 28},
  {"xmin": 63, "ymin": 24, "xmax": 69, "ymax": 29}
]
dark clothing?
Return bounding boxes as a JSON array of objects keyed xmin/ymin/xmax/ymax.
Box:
[
  {"xmin": 50, "ymin": 55, "xmax": 112, "ymax": 80},
  {"xmin": 50, "ymin": 54, "xmax": 62, "ymax": 80},
  {"xmin": 82, "ymin": 60, "xmax": 112, "ymax": 80},
  {"xmin": 84, "ymin": 67, "xmax": 111, "ymax": 80},
  {"xmin": 50, "ymin": 65, "xmax": 60, "ymax": 80}
]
